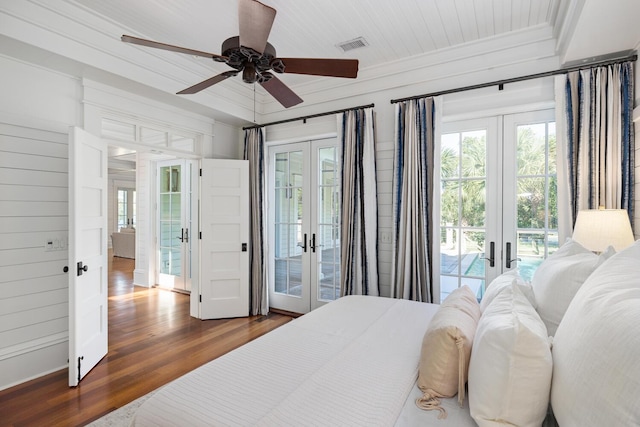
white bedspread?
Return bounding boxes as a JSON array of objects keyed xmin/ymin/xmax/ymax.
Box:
[{"xmin": 132, "ymin": 295, "xmax": 474, "ymax": 426}]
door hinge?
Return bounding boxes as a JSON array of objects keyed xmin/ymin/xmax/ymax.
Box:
[
  {"xmin": 199, "ymin": 294, "xmax": 202, "ymax": 303},
  {"xmin": 199, "ymin": 231, "xmax": 202, "ymax": 239},
  {"xmin": 199, "ymin": 168, "xmax": 202, "ymax": 177}
]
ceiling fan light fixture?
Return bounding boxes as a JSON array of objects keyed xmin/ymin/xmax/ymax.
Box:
[{"xmin": 242, "ymin": 62, "xmax": 258, "ymax": 83}]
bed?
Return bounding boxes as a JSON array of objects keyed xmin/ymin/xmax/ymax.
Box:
[
  {"xmin": 132, "ymin": 238, "xmax": 640, "ymax": 426},
  {"xmin": 132, "ymin": 295, "xmax": 475, "ymax": 426}
]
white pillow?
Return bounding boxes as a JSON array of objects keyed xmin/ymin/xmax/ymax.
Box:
[
  {"xmin": 480, "ymin": 270, "xmax": 536, "ymax": 312},
  {"xmin": 469, "ymin": 283, "xmax": 552, "ymax": 427},
  {"xmin": 531, "ymin": 238, "xmax": 614, "ymax": 336},
  {"xmin": 551, "ymin": 239, "xmax": 640, "ymax": 427}
]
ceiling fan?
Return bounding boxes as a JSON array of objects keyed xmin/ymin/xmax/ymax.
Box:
[{"xmin": 121, "ymin": 0, "xmax": 359, "ymax": 108}]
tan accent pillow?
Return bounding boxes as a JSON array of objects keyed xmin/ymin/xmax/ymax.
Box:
[{"xmin": 416, "ymin": 286, "xmax": 481, "ymax": 419}]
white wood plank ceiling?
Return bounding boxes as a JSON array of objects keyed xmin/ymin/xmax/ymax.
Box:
[{"xmin": 74, "ymin": 0, "xmax": 560, "ymax": 85}]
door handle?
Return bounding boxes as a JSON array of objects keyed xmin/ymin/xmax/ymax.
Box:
[
  {"xmin": 77, "ymin": 262, "xmax": 88, "ymax": 276},
  {"xmin": 297, "ymin": 233, "xmax": 307, "ymax": 252},
  {"xmin": 309, "ymin": 233, "xmax": 316, "ymax": 253},
  {"xmin": 506, "ymin": 242, "xmax": 521, "ymax": 268},
  {"xmin": 176, "ymin": 228, "xmax": 184, "ymax": 242},
  {"xmin": 481, "ymin": 241, "xmax": 495, "ymax": 267}
]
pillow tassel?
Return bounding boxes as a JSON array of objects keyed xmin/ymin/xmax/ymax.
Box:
[
  {"xmin": 416, "ymin": 389, "xmax": 447, "ymax": 419},
  {"xmin": 456, "ymin": 335, "xmax": 466, "ymax": 407}
]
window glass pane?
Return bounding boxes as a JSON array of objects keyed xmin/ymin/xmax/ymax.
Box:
[
  {"xmin": 517, "ymin": 123, "xmax": 547, "ymax": 176},
  {"xmin": 463, "ymin": 230, "xmax": 486, "ymax": 279},
  {"xmin": 319, "ymin": 187, "xmax": 335, "ymax": 224},
  {"xmin": 170, "ymin": 166, "xmax": 181, "ymax": 192},
  {"xmin": 289, "ymin": 151, "xmax": 303, "ymax": 185},
  {"xmin": 441, "ymin": 133, "xmax": 460, "ymax": 179},
  {"xmin": 517, "ymin": 177, "xmax": 546, "ymax": 228},
  {"xmin": 160, "ymin": 167, "xmax": 171, "ymax": 193},
  {"xmin": 274, "ymin": 258, "xmax": 287, "ymax": 294},
  {"xmin": 171, "ymin": 194, "xmax": 181, "ymax": 219},
  {"xmin": 275, "ymin": 153, "xmax": 287, "ymax": 187},
  {"xmin": 319, "ymin": 148, "xmax": 335, "ymax": 185},
  {"xmin": 516, "ymin": 231, "xmax": 545, "ymax": 282},
  {"xmin": 160, "ymin": 194, "xmax": 171, "ymax": 220},
  {"xmin": 461, "ymin": 179, "xmax": 485, "ymax": 227},
  {"xmin": 461, "ymin": 131, "xmax": 486, "ymax": 178},
  {"xmin": 290, "ymin": 224, "xmax": 302, "ymax": 257},
  {"xmin": 440, "ymin": 181, "xmax": 459, "ymax": 226},
  {"xmin": 288, "ymin": 260, "xmax": 302, "ymax": 296},
  {"xmin": 440, "ymin": 228, "xmax": 460, "ymax": 276}
]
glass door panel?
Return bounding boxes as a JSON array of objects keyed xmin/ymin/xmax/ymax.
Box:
[
  {"xmin": 273, "ymin": 150, "xmax": 305, "ymax": 298},
  {"xmin": 157, "ymin": 161, "xmax": 193, "ymax": 292},
  {"xmin": 439, "ymin": 128, "xmax": 491, "ymax": 301},
  {"xmin": 505, "ymin": 111, "xmax": 558, "ymax": 282},
  {"xmin": 159, "ymin": 166, "xmax": 181, "ymax": 277},
  {"xmin": 313, "ymin": 146, "xmax": 340, "ymax": 306}
]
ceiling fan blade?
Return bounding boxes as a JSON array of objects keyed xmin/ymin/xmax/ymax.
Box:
[
  {"xmin": 177, "ymin": 71, "xmax": 238, "ymax": 95},
  {"xmin": 121, "ymin": 35, "xmax": 227, "ymax": 60},
  {"xmin": 260, "ymin": 75, "xmax": 303, "ymax": 108},
  {"xmin": 238, "ymin": 0, "xmax": 276, "ymax": 54},
  {"xmin": 278, "ymin": 58, "xmax": 359, "ymax": 78}
]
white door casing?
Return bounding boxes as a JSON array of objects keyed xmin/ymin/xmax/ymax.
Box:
[
  {"xmin": 68, "ymin": 127, "xmax": 108, "ymax": 387},
  {"xmin": 199, "ymin": 159, "xmax": 249, "ymax": 319}
]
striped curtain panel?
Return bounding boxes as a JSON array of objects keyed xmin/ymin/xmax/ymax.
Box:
[
  {"xmin": 243, "ymin": 127, "xmax": 269, "ymax": 315},
  {"xmin": 391, "ymin": 98, "xmax": 436, "ymax": 303},
  {"xmin": 339, "ymin": 107, "xmax": 379, "ymax": 296},
  {"xmin": 557, "ymin": 61, "xmax": 635, "ymax": 234}
]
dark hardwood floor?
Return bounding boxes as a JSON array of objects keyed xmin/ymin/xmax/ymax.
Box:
[{"xmin": 0, "ymin": 253, "xmax": 293, "ymax": 427}]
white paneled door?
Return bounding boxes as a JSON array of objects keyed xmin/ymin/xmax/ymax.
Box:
[
  {"xmin": 68, "ymin": 127, "xmax": 108, "ymax": 387},
  {"xmin": 199, "ymin": 159, "xmax": 249, "ymax": 319}
]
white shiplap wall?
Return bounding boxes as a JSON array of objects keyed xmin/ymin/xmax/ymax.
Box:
[{"xmin": 0, "ymin": 123, "xmax": 70, "ymax": 389}]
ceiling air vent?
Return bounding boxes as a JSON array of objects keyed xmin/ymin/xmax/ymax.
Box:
[{"xmin": 336, "ymin": 37, "xmax": 369, "ymax": 53}]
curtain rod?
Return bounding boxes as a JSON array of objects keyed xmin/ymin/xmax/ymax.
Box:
[
  {"xmin": 390, "ymin": 54, "xmax": 637, "ymax": 104},
  {"xmin": 243, "ymin": 103, "xmax": 375, "ymax": 130}
]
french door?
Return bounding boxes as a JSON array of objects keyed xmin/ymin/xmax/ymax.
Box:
[
  {"xmin": 268, "ymin": 138, "xmax": 341, "ymax": 314},
  {"xmin": 157, "ymin": 159, "xmax": 196, "ymax": 293},
  {"xmin": 438, "ymin": 109, "xmax": 557, "ymax": 302}
]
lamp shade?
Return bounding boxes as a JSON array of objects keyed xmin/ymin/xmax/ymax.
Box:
[{"xmin": 571, "ymin": 209, "xmax": 635, "ymax": 252}]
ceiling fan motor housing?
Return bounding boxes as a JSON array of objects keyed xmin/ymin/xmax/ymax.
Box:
[{"xmin": 221, "ymin": 36, "xmax": 282, "ymax": 83}]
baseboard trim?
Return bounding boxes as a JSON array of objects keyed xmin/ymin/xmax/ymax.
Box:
[{"xmin": 269, "ymin": 307, "xmax": 303, "ymax": 318}]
